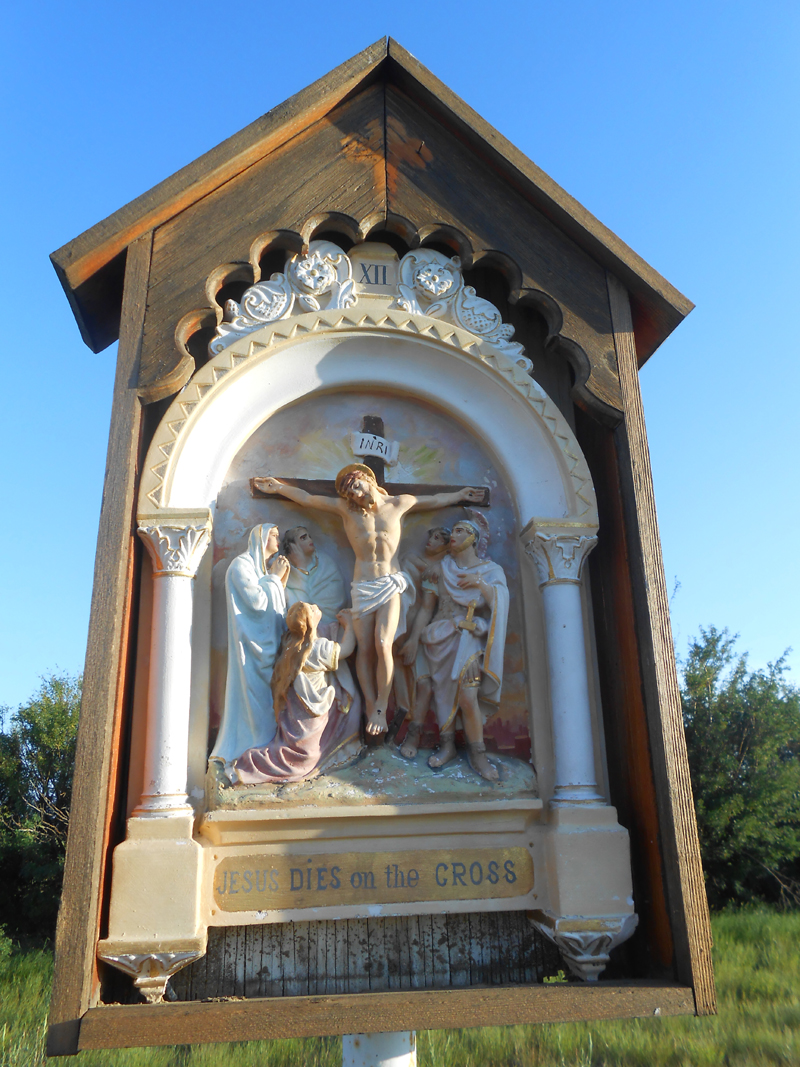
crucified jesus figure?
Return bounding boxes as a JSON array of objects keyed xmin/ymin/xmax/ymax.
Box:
[{"xmin": 253, "ymin": 464, "xmax": 485, "ymax": 736}]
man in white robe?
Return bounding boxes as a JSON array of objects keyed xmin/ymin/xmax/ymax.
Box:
[
  {"xmin": 210, "ymin": 523, "xmax": 289, "ymax": 765},
  {"xmin": 400, "ymin": 517, "xmax": 508, "ymax": 781},
  {"xmin": 282, "ymin": 526, "xmax": 346, "ymax": 625}
]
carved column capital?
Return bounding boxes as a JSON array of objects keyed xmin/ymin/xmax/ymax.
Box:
[
  {"xmin": 522, "ymin": 522, "xmax": 598, "ymax": 587},
  {"xmin": 137, "ymin": 509, "xmax": 212, "ymax": 578}
]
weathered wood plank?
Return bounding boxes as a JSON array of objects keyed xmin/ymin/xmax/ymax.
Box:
[
  {"xmin": 244, "ymin": 924, "xmax": 260, "ymax": 999},
  {"xmin": 53, "ymin": 38, "xmax": 691, "ymax": 368},
  {"xmin": 384, "ymin": 84, "xmax": 622, "ymax": 422},
  {"xmin": 575, "ymin": 405, "xmax": 675, "ymax": 975},
  {"xmin": 165, "ymin": 913, "xmax": 558, "ymax": 1007},
  {"xmin": 445, "ymin": 914, "xmax": 469, "ymax": 988},
  {"xmin": 334, "ymin": 915, "xmax": 349, "ymax": 996},
  {"xmin": 79, "ymin": 982, "xmax": 696, "ymax": 1049},
  {"xmin": 50, "ymin": 39, "xmax": 389, "ymax": 351},
  {"xmin": 348, "ymin": 919, "xmax": 370, "ymax": 994},
  {"xmin": 384, "ymin": 917, "xmax": 401, "ymax": 992},
  {"xmin": 607, "ymin": 272, "xmax": 716, "ymax": 1015},
  {"xmin": 385, "ymin": 39, "xmax": 692, "ymax": 364},
  {"xmin": 264, "ymin": 922, "xmax": 282, "ymax": 998},
  {"xmin": 137, "ymin": 84, "xmax": 387, "ymax": 401},
  {"xmin": 430, "ymin": 914, "xmax": 449, "ymax": 989},
  {"xmin": 47, "ymin": 232, "xmax": 152, "ymax": 1057},
  {"xmin": 407, "ymin": 915, "xmax": 424, "ymax": 992},
  {"xmin": 366, "ymin": 918, "xmax": 388, "ymax": 991}
]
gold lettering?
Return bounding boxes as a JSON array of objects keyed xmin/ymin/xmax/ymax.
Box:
[{"xmin": 215, "ymin": 849, "xmax": 532, "ymax": 912}]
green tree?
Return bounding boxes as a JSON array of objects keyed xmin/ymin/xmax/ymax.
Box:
[
  {"xmin": 0, "ymin": 673, "xmax": 81, "ymax": 940},
  {"xmin": 681, "ymin": 628, "xmax": 800, "ymax": 908}
]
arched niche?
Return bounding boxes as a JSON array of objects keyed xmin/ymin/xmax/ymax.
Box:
[{"xmin": 133, "ymin": 306, "xmax": 605, "ymax": 813}]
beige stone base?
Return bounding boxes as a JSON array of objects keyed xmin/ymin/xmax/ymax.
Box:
[{"xmin": 99, "ymin": 791, "xmax": 638, "ymax": 992}]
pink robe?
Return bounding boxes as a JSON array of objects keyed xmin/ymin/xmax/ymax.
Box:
[{"xmin": 234, "ymin": 628, "xmax": 361, "ymax": 783}]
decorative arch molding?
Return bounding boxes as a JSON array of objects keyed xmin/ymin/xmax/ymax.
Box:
[{"xmin": 139, "ymin": 301, "xmax": 597, "ymax": 527}]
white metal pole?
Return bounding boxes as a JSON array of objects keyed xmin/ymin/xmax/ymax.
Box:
[{"xmin": 342, "ymin": 1032, "xmax": 417, "ymax": 1067}]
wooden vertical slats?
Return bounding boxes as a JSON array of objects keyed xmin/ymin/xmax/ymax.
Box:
[
  {"xmin": 165, "ymin": 914, "xmax": 560, "ymax": 1002},
  {"xmin": 367, "ymin": 918, "xmax": 388, "ymax": 991},
  {"xmin": 407, "ymin": 915, "xmax": 424, "ymax": 991},
  {"xmin": 607, "ymin": 273, "xmax": 716, "ymax": 1014},
  {"xmin": 430, "ymin": 914, "xmax": 449, "ymax": 989},
  {"xmin": 334, "ymin": 914, "xmax": 349, "ymax": 994},
  {"xmin": 47, "ymin": 231, "xmax": 152, "ymax": 1057}
]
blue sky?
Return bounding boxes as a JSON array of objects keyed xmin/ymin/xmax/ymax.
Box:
[{"xmin": 1, "ymin": 1, "xmax": 798, "ymax": 708}]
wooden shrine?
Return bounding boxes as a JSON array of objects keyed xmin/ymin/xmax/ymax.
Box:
[{"xmin": 47, "ymin": 38, "xmax": 715, "ymax": 1057}]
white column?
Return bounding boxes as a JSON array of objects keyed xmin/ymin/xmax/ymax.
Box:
[
  {"xmin": 135, "ymin": 511, "xmax": 212, "ymax": 817},
  {"xmin": 342, "ymin": 1032, "xmax": 416, "ymax": 1067},
  {"xmin": 523, "ymin": 524, "xmax": 603, "ymax": 806}
]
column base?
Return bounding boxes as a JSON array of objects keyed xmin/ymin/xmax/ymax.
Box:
[
  {"xmin": 550, "ymin": 783, "xmax": 605, "ymax": 806},
  {"xmin": 532, "ymin": 804, "xmax": 637, "ymax": 980},
  {"xmin": 100, "ymin": 814, "xmax": 207, "ymax": 1001},
  {"xmin": 132, "ymin": 792, "xmax": 195, "ymax": 818}
]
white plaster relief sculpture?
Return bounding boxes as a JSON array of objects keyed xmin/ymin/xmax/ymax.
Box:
[
  {"xmin": 394, "ymin": 248, "xmax": 530, "ymax": 369},
  {"xmin": 209, "ymin": 240, "xmax": 356, "ymax": 354},
  {"xmin": 282, "ymin": 525, "xmax": 347, "ymax": 626},
  {"xmin": 522, "ymin": 523, "xmax": 602, "ymax": 806},
  {"xmin": 394, "ymin": 525, "xmax": 452, "ymax": 757},
  {"xmin": 399, "ymin": 513, "xmax": 509, "ymax": 781},
  {"xmin": 136, "ymin": 513, "xmax": 212, "ymax": 815},
  {"xmin": 207, "ymin": 240, "xmax": 530, "ymax": 372},
  {"xmin": 210, "ymin": 523, "xmax": 289, "ymax": 765},
  {"xmin": 101, "ymin": 239, "xmax": 644, "ymax": 999},
  {"xmin": 254, "ymin": 466, "xmax": 485, "ymax": 738}
]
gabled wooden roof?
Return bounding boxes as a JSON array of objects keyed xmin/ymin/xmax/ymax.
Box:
[{"xmin": 52, "ymin": 37, "xmax": 692, "ymax": 368}]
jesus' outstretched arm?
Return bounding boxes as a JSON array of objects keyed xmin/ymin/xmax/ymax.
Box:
[
  {"xmin": 253, "ymin": 476, "xmax": 343, "ymax": 514},
  {"xmin": 407, "ymin": 486, "xmax": 486, "ymax": 512}
]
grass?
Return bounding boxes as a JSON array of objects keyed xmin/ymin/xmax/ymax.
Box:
[{"xmin": 1, "ymin": 910, "xmax": 799, "ymax": 1065}]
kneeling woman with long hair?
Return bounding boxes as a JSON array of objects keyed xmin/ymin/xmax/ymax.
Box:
[{"xmin": 235, "ymin": 602, "xmax": 361, "ymax": 783}]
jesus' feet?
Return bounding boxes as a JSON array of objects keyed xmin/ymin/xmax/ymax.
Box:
[
  {"xmin": 365, "ymin": 707, "xmax": 388, "ymax": 736},
  {"xmin": 427, "ymin": 732, "xmax": 457, "ymax": 769},
  {"xmin": 466, "ymin": 741, "xmax": 499, "ymax": 782}
]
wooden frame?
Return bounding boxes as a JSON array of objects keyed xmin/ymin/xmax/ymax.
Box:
[
  {"xmin": 78, "ymin": 983, "xmax": 695, "ymax": 1050},
  {"xmin": 48, "ymin": 40, "xmax": 714, "ymax": 1057}
]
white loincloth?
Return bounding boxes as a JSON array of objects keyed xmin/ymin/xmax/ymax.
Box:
[{"xmin": 350, "ymin": 572, "xmax": 411, "ymax": 639}]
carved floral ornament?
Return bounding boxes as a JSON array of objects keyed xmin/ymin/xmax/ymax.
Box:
[
  {"xmin": 97, "ymin": 946, "xmax": 205, "ymax": 1003},
  {"xmin": 531, "ymin": 914, "xmax": 639, "ymax": 982},
  {"xmin": 210, "ymin": 241, "xmax": 529, "ymax": 369}
]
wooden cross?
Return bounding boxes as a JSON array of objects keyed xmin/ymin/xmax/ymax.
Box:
[{"xmin": 251, "ymin": 415, "xmax": 491, "ymax": 505}]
